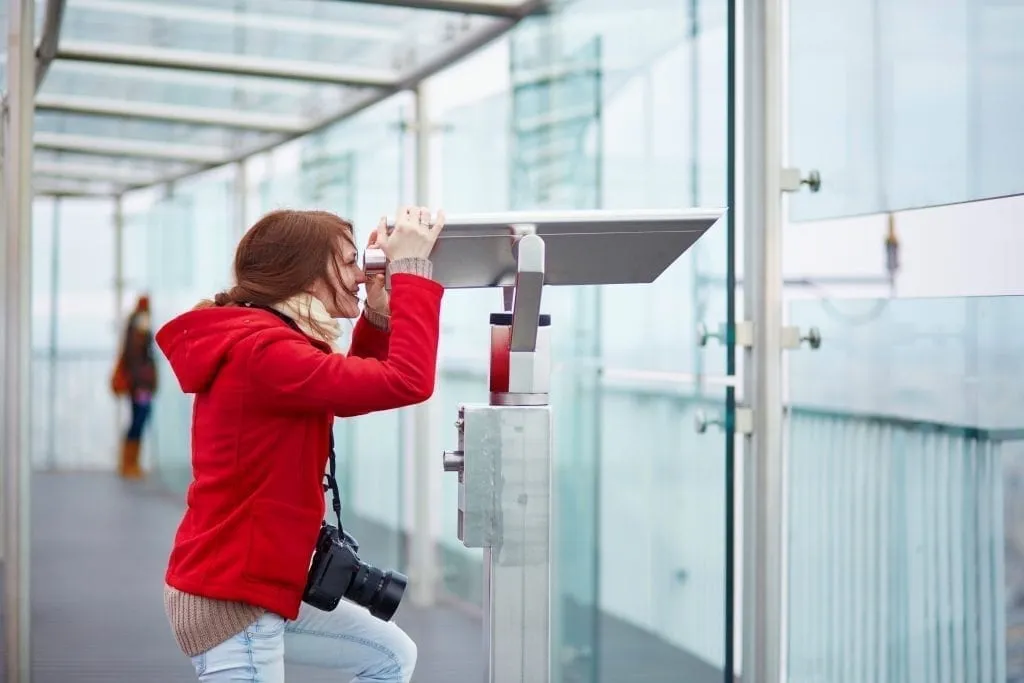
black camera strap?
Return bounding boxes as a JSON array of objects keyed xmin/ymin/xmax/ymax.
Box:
[
  {"xmin": 325, "ymin": 433, "xmax": 345, "ymax": 536},
  {"xmin": 242, "ymin": 301, "xmax": 346, "ymax": 536}
]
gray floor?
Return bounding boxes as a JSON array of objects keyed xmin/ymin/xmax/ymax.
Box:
[
  {"xmin": 9, "ymin": 472, "xmax": 729, "ymax": 683},
  {"xmin": 25, "ymin": 472, "xmax": 484, "ymax": 683}
]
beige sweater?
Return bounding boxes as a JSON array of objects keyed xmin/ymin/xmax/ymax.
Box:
[
  {"xmin": 164, "ymin": 258, "xmax": 433, "ymax": 656},
  {"xmin": 164, "ymin": 586, "xmax": 267, "ymax": 657}
]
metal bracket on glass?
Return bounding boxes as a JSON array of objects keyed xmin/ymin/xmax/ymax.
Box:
[
  {"xmin": 781, "ymin": 325, "xmax": 822, "ymax": 350},
  {"xmin": 697, "ymin": 321, "xmax": 754, "ymax": 349},
  {"xmin": 694, "ymin": 406, "xmax": 753, "ymax": 436},
  {"xmin": 780, "ymin": 167, "xmax": 822, "ymax": 193}
]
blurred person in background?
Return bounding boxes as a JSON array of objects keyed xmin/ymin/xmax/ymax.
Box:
[
  {"xmin": 110, "ymin": 293, "xmax": 158, "ymax": 479},
  {"xmin": 156, "ymin": 206, "xmax": 444, "ymax": 683}
]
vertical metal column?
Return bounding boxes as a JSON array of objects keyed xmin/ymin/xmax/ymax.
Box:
[
  {"xmin": 407, "ymin": 83, "xmax": 439, "ymax": 607},
  {"xmin": 442, "ymin": 232, "xmax": 552, "ymax": 683},
  {"xmin": 3, "ymin": 0, "xmax": 36, "ymax": 681},
  {"xmin": 46, "ymin": 197, "xmax": 62, "ymax": 470},
  {"xmin": 113, "ymin": 195, "xmax": 125, "ymax": 327},
  {"xmin": 113, "ymin": 195, "xmax": 126, "ymax": 442},
  {"xmin": 741, "ymin": 0, "xmax": 786, "ymax": 681},
  {"xmin": 234, "ymin": 160, "xmax": 248, "ymax": 242}
]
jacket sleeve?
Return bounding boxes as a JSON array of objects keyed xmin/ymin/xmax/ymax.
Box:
[
  {"xmin": 348, "ymin": 311, "xmax": 390, "ymax": 361},
  {"xmin": 247, "ymin": 274, "xmax": 443, "ymax": 417}
]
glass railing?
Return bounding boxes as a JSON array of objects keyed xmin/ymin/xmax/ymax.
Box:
[
  {"xmin": 788, "ymin": 295, "xmax": 1024, "ymax": 683},
  {"xmin": 29, "ymin": 349, "xmax": 121, "ymax": 471},
  {"xmin": 787, "ymin": 405, "xmax": 1017, "ymax": 683}
]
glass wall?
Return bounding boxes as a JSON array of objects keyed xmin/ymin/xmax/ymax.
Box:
[
  {"xmin": 788, "ymin": 0, "xmax": 1024, "ymax": 222},
  {"xmin": 427, "ymin": 1, "xmax": 734, "ymax": 680},
  {"xmin": 786, "ymin": 295, "xmax": 1024, "ymax": 682},
  {"xmin": 108, "ymin": 0, "xmax": 734, "ymax": 681},
  {"xmin": 30, "ymin": 197, "xmax": 120, "ymax": 472},
  {"xmin": 786, "ymin": 1, "xmax": 1024, "ymax": 679}
]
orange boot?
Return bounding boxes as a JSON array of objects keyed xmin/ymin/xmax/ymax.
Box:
[{"xmin": 121, "ymin": 439, "xmax": 144, "ymax": 479}]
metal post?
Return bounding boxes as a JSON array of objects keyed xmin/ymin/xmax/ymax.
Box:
[
  {"xmin": 113, "ymin": 195, "xmax": 125, "ymax": 327},
  {"xmin": 442, "ymin": 232, "xmax": 552, "ymax": 683},
  {"xmin": 741, "ymin": 0, "xmax": 786, "ymax": 682},
  {"xmin": 234, "ymin": 160, "xmax": 248, "ymax": 241},
  {"xmin": 3, "ymin": 0, "xmax": 36, "ymax": 680},
  {"xmin": 113, "ymin": 194, "xmax": 126, "ymax": 446},
  {"xmin": 406, "ymin": 82, "xmax": 439, "ymax": 607},
  {"xmin": 46, "ymin": 197, "xmax": 62, "ymax": 470}
]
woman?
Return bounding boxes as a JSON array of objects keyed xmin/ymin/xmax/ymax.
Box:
[
  {"xmin": 114, "ymin": 294, "xmax": 158, "ymax": 479},
  {"xmin": 155, "ymin": 206, "xmax": 445, "ymax": 682}
]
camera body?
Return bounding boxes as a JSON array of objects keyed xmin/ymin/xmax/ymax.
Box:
[{"xmin": 303, "ymin": 523, "xmax": 408, "ymax": 622}]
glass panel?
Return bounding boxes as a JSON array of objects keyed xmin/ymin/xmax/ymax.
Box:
[
  {"xmin": 245, "ymin": 93, "xmax": 411, "ymax": 570},
  {"xmin": 30, "ymin": 197, "xmax": 120, "ymax": 472},
  {"xmin": 431, "ymin": 0, "xmax": 734, "ymax": 679},
  {"xmin": 134, "ymin": 169, "xmax": 237, "ymax": 493},
  {"xmin": 59, "ymin": 0, "xmax": 508, "ymax": 69},
  {"xmin": 788, "ymin": 0, "xmax": 1024, "ymax": 221},
  {"xmin": 787, "ymin": 295, "xmax": 1023, "ymax": 682}
]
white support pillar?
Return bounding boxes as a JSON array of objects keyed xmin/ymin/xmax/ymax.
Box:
[
  {"xmin": 740, "ymin": 0, "xmax": 786, "ymax": 681},
  {"xmin": 113, "ymin": 195, "xmax": 125, "ymax": 326},
  {"xmin": 3, "ymin": 0, "xmax": 37, "ymax": 681},
  {"xmin": 113, "ymin": 194, "xmax": 126, "ymax": 443},
  {"xmin": 234, "ymin": 160, "xmax": 248, "ymax": 242},
  {"xmin": 406, "ymin": 82, "xmax": 439, "ymax": 607}
]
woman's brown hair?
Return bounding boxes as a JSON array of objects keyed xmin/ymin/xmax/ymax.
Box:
[{"xmin": 212, "ymin": 209, "xmax": 356, "ymax": 334}]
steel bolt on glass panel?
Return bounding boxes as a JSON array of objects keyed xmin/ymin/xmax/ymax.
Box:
[{"xmin": 415, "ymin": 209, "xmax": 723, "ymax": 682}]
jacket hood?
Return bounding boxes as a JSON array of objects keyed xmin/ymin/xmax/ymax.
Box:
[{"xmin": 155, "ymin": 305, "xmax": 289, "ymax": 394}]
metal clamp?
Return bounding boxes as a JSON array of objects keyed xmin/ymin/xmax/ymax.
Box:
[
  {"xmin": 781, "ymin": 325, "xmax": 822, "ymax": 350},
  {"xmin": 694, "ymin": 406, "xmax": 753, "ymax": 435},
  {"xmin": 697, "ymin": 321, "xmax": 754, "ymax": 348},
  {"xmin": 780, "ymin": 167, "xmax": 822, "ymax": 193}
]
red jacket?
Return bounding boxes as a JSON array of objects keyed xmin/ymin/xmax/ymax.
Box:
[{"xmin": 155, "ymin": 273, "xmax": 444, "ymax": 620}]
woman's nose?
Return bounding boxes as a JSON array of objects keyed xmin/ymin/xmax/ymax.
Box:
[{"xmin": 354, "ymin": 269, "xmax": 368, "ymax": 285}]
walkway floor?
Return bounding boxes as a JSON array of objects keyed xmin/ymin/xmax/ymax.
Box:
[{"xmin": 27, "ymin": 472, "xmax": 483, "ymax": 683}]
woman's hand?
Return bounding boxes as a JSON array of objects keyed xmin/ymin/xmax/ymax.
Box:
[
  {"xmin": 364, "ymin": 220, "xmax": 389, "ymax": 314},
  {"xmin": 377, "ymin": 206, "xmax": 445, "ymax": 262}
]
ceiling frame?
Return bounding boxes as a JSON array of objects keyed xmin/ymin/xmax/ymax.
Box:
[
  {"xmin": 33, "ymin": 0, "xmax": 551, "ymax": 194},
  {"xmin": 35, "ymin": 93, "xmax": 309, "ymax": 134},
  {"xmin": 35, "ymin": 132, "xmax": 229, "ymax": 165},
  {"xmin": 330, "ymin": 0, "xmax": 546, "ymax": 19},
  {"xmin": 56, "ymin": 41, "xmax": 400, "ymax": 87}
]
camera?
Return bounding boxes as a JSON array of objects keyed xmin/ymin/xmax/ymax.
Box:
[{"xmin": 302, "ymin": 523, "xmax": 408, "ymax": 621}]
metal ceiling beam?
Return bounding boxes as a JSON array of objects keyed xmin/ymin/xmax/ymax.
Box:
[
  {"xmin": 35, "ymin": 132, "xmax": 229, "ymax": 164},
  {"xmin": 56, "ymin": 41, "xmax": 399, "ymax": 87},
  {"xmin": 35, "ymin": 93, "xmax": 308, "ymax": 134},
  {"xmin": 329, "ymin": 0, "xmax": 546, "ymax": 19},
  {"xmin": 35, "ymin": 0, "xmax": 68, "ymax": 89},
  {"xmin": 48, "ymin": 61, "xmax": 331, "ymax": 97},
  {"xmin": 33, "ymin": 175, "xmax": 125, "ymax": 197},
  {"xmin": 69, "ymin": 0, "xmax": 402, "ymax": 42},
  {"xmin": 34, "ymin": 160, "xmax": 166, "ymax": 186}
]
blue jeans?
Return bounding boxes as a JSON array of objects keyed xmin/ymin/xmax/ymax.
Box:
[
  {"xmin": 191, "ymin": 601, "xmax": 417, "ymax": 682},
  {"xmin": 126, "ymin": 395, "xmax": 152, "ymax": 441}
]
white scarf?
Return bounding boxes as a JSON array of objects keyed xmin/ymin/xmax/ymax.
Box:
[{"xmin": 271, "ymin": 292, "xmax": 342, "ymax": 353}]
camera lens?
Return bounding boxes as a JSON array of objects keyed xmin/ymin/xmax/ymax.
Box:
[
  {"xmin": 368, "ymin": 570, "xmax": 408, "ymax": 621},
  {"xmin": 343, "ymin": 561, "xmax": 408, "ymax": 621}
]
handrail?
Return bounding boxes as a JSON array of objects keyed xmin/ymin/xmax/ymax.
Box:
[
  {"xmin": 38, "ymin": 349, "xmax": 1024, "ymax": 443},
  {"xmin": 787, "ymin": 405, "xmax": 1024, "ymax": 443}
]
